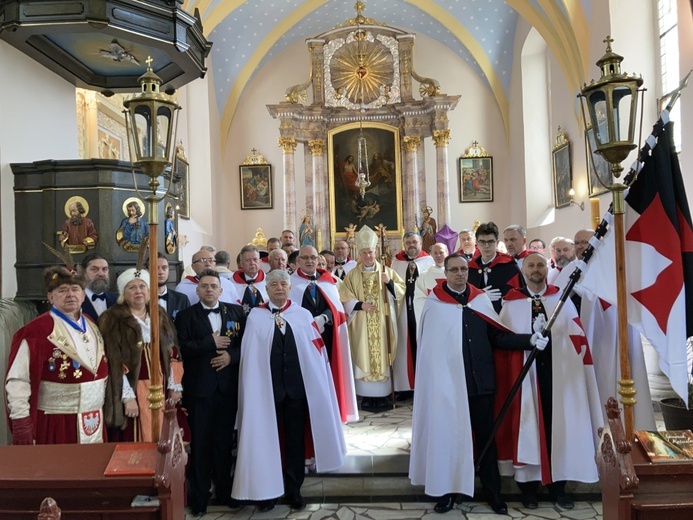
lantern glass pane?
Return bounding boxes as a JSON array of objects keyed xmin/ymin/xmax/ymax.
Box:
[
  {"xmin": 156, "ymin": 107, "xmax": 172, "ymax": 159},
  {"xmin": 587, "ymin": 90, "xmax": 609, "ymax": 146},
  {"xmin": 134, "ymin": 105, "xmax": 153, "ymax": 159},
  {"xmin": 612, "ymin": 86, "xmax": 633, "ymax": 143}
]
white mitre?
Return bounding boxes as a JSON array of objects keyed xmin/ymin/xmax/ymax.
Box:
[{"xmin": 355, "ymin": 225, "xmax": 378, "ymax": 251}]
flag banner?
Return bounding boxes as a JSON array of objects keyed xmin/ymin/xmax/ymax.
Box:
[{"xmin": 582, "ymin": 122, "xmax": 693, "ymax": 403}]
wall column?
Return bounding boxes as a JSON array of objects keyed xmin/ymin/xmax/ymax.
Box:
[
  {"xmin": 278, "ymin": 137, "xmax": 297, "ymax": 231},
  {"xmin": 402, "ymin": 135, "xmax": 420, "ymax": 231},
  {"xmin": 308, "ymin": 139, "xmax": 326, "ymax": 249},
  {"xmin": 433, "ymin": 129, "xmax": 451, "ymax": 226}
]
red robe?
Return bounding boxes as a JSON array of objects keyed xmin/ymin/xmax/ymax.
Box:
[{"xmin": 6, "ymin": 312, "xmax": 108, "ymax": 444}]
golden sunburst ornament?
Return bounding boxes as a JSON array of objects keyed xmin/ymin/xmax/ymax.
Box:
[{"xmin": 332, "ymin": 31, "xmax": 393, "ymax": 105}]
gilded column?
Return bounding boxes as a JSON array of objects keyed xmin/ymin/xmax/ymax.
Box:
[
  {"xmin": 402, "ymin": 136, "xmax": 421, "ymax": 231},
  {"xmin": 278, "ymin": 137, "xmax": 298, "ymax": 231},
  {"xmin": 432, "ymin": 129, "xmax": 451, "ymax": 226},
  {"xmin": 308, "ymin": 139, "xmax": 326, "ymax": 247}
]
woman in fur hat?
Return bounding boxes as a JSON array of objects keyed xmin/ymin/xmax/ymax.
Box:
[{"xmin": 99, "ymin": 267, "xmax": 182, "ymax": 442}]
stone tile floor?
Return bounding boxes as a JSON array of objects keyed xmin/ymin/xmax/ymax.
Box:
[
  {"xmin": 187, "ymin": 400, "xmax": 663, "ymax": 518},
  {"xmin": 187, "ymin": 500, "xmax": 603, "ymax": 519}
]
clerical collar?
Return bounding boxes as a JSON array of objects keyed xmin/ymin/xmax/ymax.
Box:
[{"xmin": 363, "ymin": 265, "xmax": 376, "ymax": 272}]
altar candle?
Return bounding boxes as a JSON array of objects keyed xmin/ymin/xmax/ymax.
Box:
[{"xmin": 317, "ymin": 229, "xmax": 322, "ymax": 251}]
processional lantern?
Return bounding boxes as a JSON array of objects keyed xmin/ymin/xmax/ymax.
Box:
[
  {"xmin": 123, "ymin": 57, "xmax": 181, "ymax": 442},
  {"xmin": 579, "ymin": 36, "xmax": 644, "ymax": 177},
  {"xmin": 578, "ymin": 36, "xmax": 644, "ymax": 441}
]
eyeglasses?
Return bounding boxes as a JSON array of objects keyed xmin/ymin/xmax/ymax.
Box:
[
  {"xmin": 193, "ymin": 258, "xmax": 216, "ymax": 264},
  {"xmin": 199, "ymin": 283, "xmax": 220, "ymax": 290},
  {"xmin": 477, "ymin": 239, "xmax": 497, "ymax": 246}
]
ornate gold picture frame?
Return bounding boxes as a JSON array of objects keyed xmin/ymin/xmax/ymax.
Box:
[
  {"xmin": 459, "ymin": 141, "xmax": 493, "ymax": 203},
  {"xmin": 240, "ymin": 149, "xmax": 272, "ymax": 210},
  {"xmin": 328, "ymin": 122, "xmax": 402, "ymax": 238},
  {"xmin": 552, "ymin": 129, "xmax": 572, "ymax": 208}
]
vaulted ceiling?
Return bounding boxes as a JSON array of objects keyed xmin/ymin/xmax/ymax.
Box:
[{"xmin": 185, "ymin": 0, "xmax": 595, "ymax": 136}]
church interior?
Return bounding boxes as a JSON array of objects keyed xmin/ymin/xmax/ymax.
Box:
[{"xmin": 1, "ymin": 0, "xmax": 693, "ymax": 516}]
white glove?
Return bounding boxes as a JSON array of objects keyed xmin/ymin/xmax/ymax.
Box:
[
  {"xmin": 530, "ymin": 332, "xmax": 549, "ymax": 351},
  {"xmin": 315, "ymin": 314, "xmax": 328, "ymax": 333},
  {"xmin": 483, "ymin": 285, "xmax": 502, "ymax": 301},
  {"xmin": 532, "ymin": 314, "xmax": 546, "ymax": 333}
]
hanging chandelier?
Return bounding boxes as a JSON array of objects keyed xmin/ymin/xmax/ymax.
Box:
[{"xmin": 353, "ymin": 2, "xmax": 371, "ymax": 198}]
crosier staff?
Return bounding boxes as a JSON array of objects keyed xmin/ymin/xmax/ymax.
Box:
[{"xmin": 378, "ymin": 224, "xmax": 396, "ymax": 409}]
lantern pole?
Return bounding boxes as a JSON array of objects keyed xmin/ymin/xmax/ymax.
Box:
[
  {"xmin": 579, "ymin": 36, "xmax": 644, "ymax": 441},
  {"xmin": 123, "ymin": 56, "xmax": 181, "ymax": 442}
]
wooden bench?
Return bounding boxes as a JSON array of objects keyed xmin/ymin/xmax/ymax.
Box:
[
  {"xmin": 597, "ymin": 397, "xmax": 693, "ymax": 520},
  {"xmin": 0, "ymin": 400, "xmax": 186, "ymax": 520}
]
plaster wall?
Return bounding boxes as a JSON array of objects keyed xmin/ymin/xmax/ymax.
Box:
[{"xmin": 0, "ymin": 41, "xmax": 79, "ymax": 299}]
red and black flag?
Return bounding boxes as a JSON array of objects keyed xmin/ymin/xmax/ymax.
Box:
[{"xmin": 583, "ymin": 122, "xmax": 693, "ymax": 402}]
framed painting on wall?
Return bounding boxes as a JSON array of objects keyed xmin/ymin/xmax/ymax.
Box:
[
  {"xmin": 328, "ymin": 122, "xmax": 402, "ymax": 238},
  {"xmin": 586, "ymin": 124, "xmax": 612, "ymax": 196},
  {"xmin": 173, "ymin": 146, "xmax": 190, "ymax": 219},
  {"xmin": 459, "ymin": 158, "xmax": 493, "ymax": 203},
  {"xmin": 552, "ymin": 129, "xmax": 572, "ymax": 208},
  {"xmin": 239, "ymin": 164, "xmax": 273, "ymax": 210}
]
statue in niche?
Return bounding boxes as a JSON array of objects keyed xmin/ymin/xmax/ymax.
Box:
[
  {"xmin": 299, "ymin": 214, "xmax": 315, "ymax": 247},
  {"xmin": 419, "ymin": 205, "xmax": 436, "ymax": 253},
  {"xmin": 116, "ymin": 197, "xmax": 149, "ymax": 252},
  {"xmin": 164, "ymin": 202, "xmax": 177, "ymax": 254},
  {"xmin": 57, "ymin": 196, "xmax": 98, "ymax": 254}
]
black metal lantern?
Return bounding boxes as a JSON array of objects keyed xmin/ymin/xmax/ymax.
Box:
[
  {"xmin": 578, "ymin": 36, "xmax": 643, "ymax": 175},
  {"xmin": 124, "ymin": 57, "xmax": 181, "ymax": 182},
  {"xmin": 122, "ymin": 57, "xmax": 181, "ymax": 442}
]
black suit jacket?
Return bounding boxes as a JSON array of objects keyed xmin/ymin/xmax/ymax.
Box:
[
  {"xmin": 176, "ymin": 302, "xmax": 246, "ymax": 399},
  {"xmin": 161, "ymin": 289, "xmax": 190, "ymax": 322},
  {"xmin": 81, "ymin": 292, "xmax": 117, "ymax": 322}
]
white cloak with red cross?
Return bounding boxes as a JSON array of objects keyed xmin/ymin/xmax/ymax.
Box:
[
  {"xmin": 231, "ymin": 302, "xmax": 345, "ymax": 501},
  {"xmin": 497, "ymin": 286, "xmax": 603, "ymax": 485},
  {"xmin": 290, "ymin": 269, "xmax": 358, "ymax": 423}
]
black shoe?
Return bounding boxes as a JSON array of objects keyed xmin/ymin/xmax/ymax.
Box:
[
  {"xmin": 521, "ymin": 493, "xmax": 538, "ymax": 509},
  {"xmin": 554, "ymin": 492, "xmax": 574, "ymax": 509},
  {"xmin": 434, "ymin": 495, "xmax": 455, "ymax": 514},
  {"xmin": 288, "ymin": 495, "xmax": 306, "ymax": 510},
  {"xmin": 488, "ymin": 493, "xmax": 507, "ymax": 515},
  {"xmin": 189, "ymin": 507, "xmax": 206, "ymax": 517},
  {"xmin": 395, "ymin": 391, "xmax": 413, "ymax": 401},
  {"xmin": 226, "ymin": 497, "xmax": 241, "ymax": 509},
  {"xmin": 257, "ymin": 499, "xmax": 276, "ymax": 512}
]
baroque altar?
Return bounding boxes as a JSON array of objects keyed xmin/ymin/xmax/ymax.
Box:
[{"xmin": 266, "ymin": 2, "xmax": 459, "ymax": 248}]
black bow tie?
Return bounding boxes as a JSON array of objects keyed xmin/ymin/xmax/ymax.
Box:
[
  {"xmin": 158, "ymin": 293, "xmax": 169, "ymax": 301},
  {"xmin": 245, "ymin": 278, "xmax": 256, "ymax": 285},
  {"xmin": 271, "ymin": 307, "xmax": 282, "ymax": 314},
  {"xmin": 91, "ymin": 293, "xmax": 106, "ymax": 302},
  {"xmin": 204, "ymin": 307, "xmax": 221, "ymax": 315},
  {"xmin": 308, "ymin": 275, "xmax": 317, "ymax": 281},
  {"xmin": 335, "ymin": 261, "xmax": 346, "ymax": 266}
]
